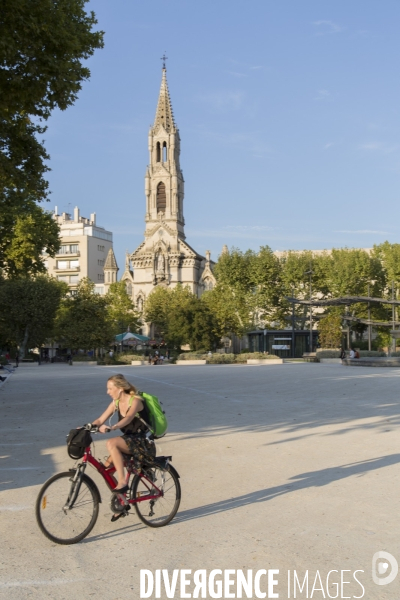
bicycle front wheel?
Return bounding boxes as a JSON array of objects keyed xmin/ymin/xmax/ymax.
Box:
[
  {"xmin": 132, "ymin": 465, "xmax": 181, "ymax": 528},
  {"xmin": 35, "ymin": 471, "xmax": 99, "ymax": 544}
]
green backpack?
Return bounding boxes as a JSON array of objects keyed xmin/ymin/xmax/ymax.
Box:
[{"xmin": 139, "ymin": 392, "xmax": 168, "ymax": 439}]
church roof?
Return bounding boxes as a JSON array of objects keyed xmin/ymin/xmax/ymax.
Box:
[
  {"xmin": 104, "ymin": 247, "xmax": 118, "ymax": 270},
  {"xmin": 154, "ymin": 69, "xmax": 175, "ymax": 132}
]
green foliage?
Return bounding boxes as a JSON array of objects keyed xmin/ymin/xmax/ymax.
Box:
[
  {"xmin": 279, "ymin": 250, "xmax": 317, "ymax": 329},
  {"xmin": 0, "ymin": 0, "xmax": 104, "ymax": 275},
  {"xmin": 3, "ymin": 207, "xmax": 60, "ymax": 277},
  {"xmin": 374, "ymin": 330, "xmax": 392, "ymax": 349},
  {"xmin": 55, "ymin": 278, "xmax": 115, "ymax": 351},
  {"xmin": 373, "ymin": 242, "xmax": 400, "ymax": 288},
  {"xmin": 0, "ymin": 275, "xmax": 67, "ymax": 356},
  {"xmin": 105, "ymin": 281, "xmax": 140, "ymax": 335},
  {"xmin": 144, "ymin": 284, "xmax": 222, "ymax": 350},
  {"xmin": 205, "ymin": 246, "xmax": 281, "ymax": 336},
  {"xmin": 235, "ymin": 352, "xmax": 279, "ymax": 362},
  {"xmin": 318, "ymin": 313, "xmax": 343, "ymax": 348},
  {"xmin": 324, "ymin": 248, "xmax": 385, "ymax": 297},
  {"xmin": 316, "ymin": 350, "xmax": 341, "ymax": 358},
  {"xmin": 177, "ymin": 352, "xmax": 279, "ymax": 363}
]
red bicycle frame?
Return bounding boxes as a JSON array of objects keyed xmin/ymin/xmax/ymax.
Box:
[{"xmin": 80, "ymin": 446, "xmax": 163, "ymax": 505}]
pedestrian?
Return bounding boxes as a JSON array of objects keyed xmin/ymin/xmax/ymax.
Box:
[
  {"xmin": 15, "ymin": 351, "xmax": 19, "ymax": 368},
  {"xmin": 339, "ymin": 347, "xmax": 346, "ymax": 360},
  {"xmin": 349, "ymin": 348, "xmax": 355, "ymax": 359}
]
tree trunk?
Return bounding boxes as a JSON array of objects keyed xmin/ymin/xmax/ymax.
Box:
[{"xmin": 19, "ymin": 325, "xmax": 29, "ymax": 358}]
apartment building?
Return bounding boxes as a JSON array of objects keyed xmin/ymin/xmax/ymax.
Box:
[{"xmin": 44, "ymin": 206, "xmax": 114, "ymax": 294}]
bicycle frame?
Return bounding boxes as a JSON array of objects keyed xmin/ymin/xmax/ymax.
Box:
[{"xmin": 77, "ymin": 446, "xmax": 164, "ymax": 506}]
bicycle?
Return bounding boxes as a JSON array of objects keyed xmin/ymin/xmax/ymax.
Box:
[{"xmin": 35, "ymin": 425, "xmax": 181, "ymax": 545}]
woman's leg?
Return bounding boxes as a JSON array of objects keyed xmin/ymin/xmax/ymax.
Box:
[
  {"xmin": 106, "ymin": 437, "xmax": 131, "ymax": 488},
  {"xmin": 103, "ymin": 455, "xmax": 113, "ymax": 468}
]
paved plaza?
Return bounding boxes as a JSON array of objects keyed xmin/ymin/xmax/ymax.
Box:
[{"xmin": 1, "ymin": 362, "xmax": 400, "ymax": 599}]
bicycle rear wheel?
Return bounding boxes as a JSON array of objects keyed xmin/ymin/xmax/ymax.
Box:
[
  {"xmin": 132, "ymin": 465, "xmax": 181, "ymax": 527},
  {"xmin": 36, "ymin": 471, "xmax": 99, "ymax": 544}
]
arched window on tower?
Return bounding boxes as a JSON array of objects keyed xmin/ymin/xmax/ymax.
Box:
[
  {"xmin": 157, "ymin": 182, "xmax": 166, "ymax": 213},
  {"xmin": 156, "ymin": 142, "xmax": 161, "ymax": 162},
  {"xmin": 163, "ymin": 141, "xmax": 167, "ymax": 162},
  {"xmin": 126, "ymin": 282, "xmax": 132, "ymax": 296}
]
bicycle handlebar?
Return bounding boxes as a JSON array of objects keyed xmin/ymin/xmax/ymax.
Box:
[{"xmin": 83, "ymin": 423, "xmax": 99, "ymax": 433}]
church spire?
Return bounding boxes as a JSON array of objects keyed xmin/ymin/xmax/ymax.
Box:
[{"xmin": 154, "ymin": 67, "xmax": 175, "ymax": 133}]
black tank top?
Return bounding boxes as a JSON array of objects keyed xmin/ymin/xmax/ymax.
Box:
[{"xmin": 117, "ymin": 396, "xmax": 151, "ymax": 435}]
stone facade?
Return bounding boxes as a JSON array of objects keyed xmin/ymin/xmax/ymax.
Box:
[{"xmin": 120, "ymin": 68, "xmax": 216, "ymax": 331}]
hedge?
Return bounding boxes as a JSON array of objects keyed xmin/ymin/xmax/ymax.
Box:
[{"xmin": 177, "ymin": 352, "xmax": 280, "ymax": 364}]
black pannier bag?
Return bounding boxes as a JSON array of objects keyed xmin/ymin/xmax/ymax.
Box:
[{"xmin": 66, "ymin": 428, "xmax": 92, "ymax": 459}]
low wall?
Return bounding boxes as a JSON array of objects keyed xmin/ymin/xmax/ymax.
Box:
[
  {"xmin": 247, "ymin": 359, "xmax": 283, "ymax": 365},
  {"xmin": 319, "ymin": 358, "xmax": 342, "ymax": 364},
  {"xmin": 72, "ymin": 361, "xmax": 97, "ymax": 366},
  {"xmin": 176, "ymin": 360, "xmax": 207, "ymax": 365},
  {"xmin": 342, "ymin": 358, "xmax": 400, "ymax": 368}
]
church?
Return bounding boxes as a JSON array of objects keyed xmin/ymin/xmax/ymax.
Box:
[{"xmin": 104, "ymin": 65, "xmax": 216, "ymax": 334}]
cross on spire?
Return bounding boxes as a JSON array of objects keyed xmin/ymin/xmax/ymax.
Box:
[{"xmin": 160, "ymin": 52, "xmax": 168, "ymax": 70}]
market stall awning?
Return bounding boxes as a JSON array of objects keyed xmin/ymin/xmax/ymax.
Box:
[{"xmin": 115, "ymin": 332, "xmax": 150, "ymax": 343}]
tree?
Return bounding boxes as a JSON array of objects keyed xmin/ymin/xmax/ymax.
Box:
[
  {"xmin": 2, "ymin": 206, "xmax": 60, "ymax": 277},
  {"xmin": 144, "ymin": 286, "xmax": 194, "ymax": 332},
  {"xmin": 0, "ymin": 275, "xmax": 67, "ymax": 356},
  {"xmin": 144, "ymin": 284, "xmax": 222, "ymax": 350},
  {"xmin": 202, "ymin": 246, "xmax": 285, "ymax": 335},
  {"xmin": 318, "ymin": 313, "xmax": 343, "ymax": 348},
  {"xmin": 105, "ymin": 281, "xmax": 141, "ymax": 335},
  {"xmin": 0, "ymin": 0, "xmax": 104, "ymax": 275},
  {"xmin": 373, "ymin": 242, "xmax": 400, "ymax": 292},
  {"xmin": 208, "ymin": 248, "xmax": 260, "ymax": 336},
  {"xmin": 324, "ymin": 249, "xmax": 385, "ymax": 298},
  {"xmin": 278, "ymin": 250, "xmax": 328, "ymax": 330},
  {"xmin": 167, "ymin": 299, "xmax": 222, "ymax": 352},
  {"xmin": 56, "ymin": 278, "xmax": 115, "ymax": 351},
  {"xmin": 250, "ymin": 246, "xmax": 282, "ymax": 326}
]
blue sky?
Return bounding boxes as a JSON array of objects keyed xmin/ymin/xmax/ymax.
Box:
[{"xmin": 44, "ymin": 1, "xmax": 400, "ymax": 268}]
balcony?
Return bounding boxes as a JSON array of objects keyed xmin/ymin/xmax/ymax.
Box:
[
  {"xmin": 54, "ymin": 266, "xmax": 80, "ymax": 272},
  {"xmin": 55, "ymin": 250, "xmax": 80, "ymax": 257}
]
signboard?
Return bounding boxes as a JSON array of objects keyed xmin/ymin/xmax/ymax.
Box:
[{"xmin": 272, "ymin": 344, "xmax": 290, "ymax": 350}]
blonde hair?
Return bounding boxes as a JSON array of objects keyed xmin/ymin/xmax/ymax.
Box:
[{"xmin": 107, "ymin": 374, "xmax": 137, "ymax": 395}]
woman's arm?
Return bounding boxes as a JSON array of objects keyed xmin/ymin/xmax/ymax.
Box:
[
  {"xmin": 109, "ymin": 396, "xmax": 143, "ymax": 431},
  {"xmin": 92, "ymin": 401, "xmax": 115, "ymax": 427}
]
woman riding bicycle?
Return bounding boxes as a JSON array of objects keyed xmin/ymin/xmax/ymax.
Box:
[{"xmin": 92, "ymin": 374, "xmax": 155, "ymax": 493}]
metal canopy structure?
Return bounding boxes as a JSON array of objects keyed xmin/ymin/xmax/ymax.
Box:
[
  {"xmin": 285, "ymin": 292, "xmax": 400, "ymax": 350},
  {"xmin": 285, "ymin": 295, "xmax": 400, "ymax": 307},
  {"xmin": 339, "ymin": 315, "xmax": 400, "ymax": 328}
]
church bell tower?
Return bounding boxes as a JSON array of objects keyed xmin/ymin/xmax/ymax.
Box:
[
  {"xmin": 145, "ymin": 63, "xmax": 185, "ymax": 238},
  {"xmin": 123, "ymin": 60, "xmax": 216, "ymax": 325}
]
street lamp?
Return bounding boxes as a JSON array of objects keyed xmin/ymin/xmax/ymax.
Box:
[{"xmin": 305, "ymin": 267, "xmax": 313, "ymax": 352}]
